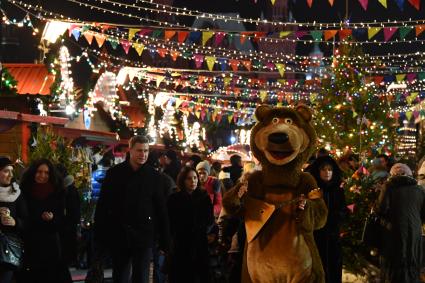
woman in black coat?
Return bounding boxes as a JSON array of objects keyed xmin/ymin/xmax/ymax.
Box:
[
  {"xmin": 20, "ymin": 159, "xmax": 72, "ymax": 283},
  {"xmin": 377, "ymin": 163, "xmax": 425, "ymax": 283},
  {"xmin": 167, "ymin": 166, "xmax": 214, "ymax": 283},
  {"xmin": 0, "ymin": 157, "xmax": 27, "ymax": 283},
  {"xmin": 308, "ymin": 156, "xmax": 347, "ymax": 283}
]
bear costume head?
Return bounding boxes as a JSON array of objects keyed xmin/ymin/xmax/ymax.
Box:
[{"xmin": 250, "ymin": 104, "xmax": 317, "ymax": 186}]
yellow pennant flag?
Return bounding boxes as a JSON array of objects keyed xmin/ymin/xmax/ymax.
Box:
[
  {"xmin": 202, "ymin": 31, "xmax": 214, "ymax": 46},
  {"xmin": 406, "ymin": 111, "xmax": 413, "ymax": 120},
  {"xmin": 279, "ymin": 31, "xmax": 292, "ymax": 38},
  {"xmin": 83, "ymin": 32, "xmax": 94, "ymax": 45},
  {"xmin": 228, "ymin": 114, "xmax": 234, "ymax": 124},
  {"xmin": 156, "ymin": 76, "xmax": 164, "ymax": 88},
  {"xmin": 276, "ymin": 102, "xmax": 283, "ymax": 107},
  {"xmin": 378, "ymin": 0, "xmax": 387, "ymax": 8},
  {"xmin": 271, "ymin": 0, "xmax": 276, "ymax": 4},
  {"xmin": 195, "ymin": 111, "xmax": 201, "ymax": 119},
  {"xmin": 275, "ymin": 63, "xmax": 285, "ymax": 77},
  {"xmin": 224, "ymin": 77, "xmax": 232, "ymax": 87},
  {"xmin": 396, "ymin": 74, "xmax": 406, "ymax": 82},
  {"xmin": 128, "ymin": 28, "xmax": 139, "ymax": 40},
  {"xmin": 309, "ymin": 93, "xmax": 318, "ymax": 102},
  {"xmin": 133, "ymin": 43, "xmax": 145, "ymax": 56},
  {"xmin": 205, "ymin": 56, "xmax": 216, "ymax": 71},
  {"xmin": 94, "ymin": 34, "xmax": 106, "ymax": 47},
  {"xmin": 368, "ymin": 27, "xmax": 381, "ymax": 39},
  {"xmin": 260, "ymin": 90, "xmax": 268, "ymax": 102},
  {"xmin": 175, "ymin": 98, "xmax": 183, "ymax": 108}
]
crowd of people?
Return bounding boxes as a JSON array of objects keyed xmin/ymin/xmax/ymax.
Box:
[{"xmin": 1, "ymin": 135, "xmax": 425, "ymax": 283}]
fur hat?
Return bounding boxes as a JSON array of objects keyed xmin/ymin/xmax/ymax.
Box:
[
  {"xmin": 390, "ymin": 163, "xmax": 412, "ymax": 177},
  {"xmin": 196, "ymin": 161, "xmax": 211, "ymax": 174},
  {"xmin": 0, "ymin": 157, "xmax": 13, "ymax": 170}
]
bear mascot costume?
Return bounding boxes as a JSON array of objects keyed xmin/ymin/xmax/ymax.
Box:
[{"xmin": 223, "ymin": 104, "xmax": 328, "ymax": 283}]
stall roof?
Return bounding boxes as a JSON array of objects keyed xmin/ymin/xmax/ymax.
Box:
[
  {"xmin": 0, "ymin": 110, "xmax": 68, "ymax": 125},
  {"xmin": 3, "ymin": 63, "xmax": 55, "ymax": 95},
  {"xmin": 53, "ymin": 127, "xmax": 119, "ymax": 144}
]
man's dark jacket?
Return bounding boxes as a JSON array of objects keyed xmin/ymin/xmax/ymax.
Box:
[{"xmin": 94, "ymin": 161, "xmax": 170, "ymax": 252}]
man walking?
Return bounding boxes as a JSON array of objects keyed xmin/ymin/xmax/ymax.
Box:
[{"xmin": 94, "ymin": 135, "xmax": 170, "ymax": 283}]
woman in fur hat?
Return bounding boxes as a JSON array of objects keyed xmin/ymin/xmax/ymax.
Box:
[
  {"xmin": 0, "ymin": 157, "xmax": 27, "ymax": 283},
  {"xmin": 377, "ymin": 163, "xmax": 425, "ymax": 283}
]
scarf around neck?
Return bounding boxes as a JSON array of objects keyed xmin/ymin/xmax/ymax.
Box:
[{"xmin": 0, "ymin": 182, "xmax": 21, "ymax": 203}]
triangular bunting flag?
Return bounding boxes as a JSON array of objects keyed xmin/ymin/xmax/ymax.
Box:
[
  {"xmin": 374, "ymin": 76, "xmax": 384, "ymax": 85},
  {"xmin": 296, "ymin": 31, "xmax": 308, "ymax": 38},
  {"xmin": 128, "ymin": 28, "xmax": 139, "ymax": 40},
  {"xmin": 406, "ymin": 111, "xmax": 413, "ymax": 120},
  {"xmin": 395, "ymin": 0, "xmax": 404, "ymax": 10},
  {"xmin": 279, "ymin": 31, "xmax": 292, "ymax": 38},
  {"xmin": 164, "ymin": 30, "xmax": 176, "ymax": 41},
  {"xmin": 83, "ymin": 32, "xmax": 94, "ymax": 45},
  {"xmin": 383, "ymin": 27, "xmax": 398, "ymax": 42},
  {"xmin": 215, "ymin": 32, "xmax": 226, "ymax": 46},
  {"xmin": 133, "ymin": 43, "xmax": 145, "ymax": 56},
  {"xmin": 310, "ymin": 30, "xmax": 323, "ymax": 41},
  {"xmin": 157, "ymin": 48, "xmax": 167, "ymax": 58},
  {"xmin": 218, "ymin": 58, "xmax": 227, "ymax": 71},
  {"xmin": 339, "ymin": 29, "xmax": 352, "ymax": 41},
  {"xmin": 275, "ymin": 63, "xmax": 285, "ymax": 77},
  {"xmin": 242, "ymin": 60, "xmax": 252, "ymax": 72},
  {"xmin": 260, "ymin": 90, "xmax": 268, "ymax": 102},
  {"xmin": 240, "ymin": 32, "xmax": 250, "ymax": 45},
  {"xmin": 378, "ymin": 0, "xmax": 387, "ymax": 8},
  {"xmin": 368, "ymin": 27, "xmax": 381, "ymax": 39},
  {"xmin": 328, "ymin": 0, "xmax": 335, "ymax": 6},
  {"xmin": 408, "ymin": 0, "xmax": 420, "ymax": 10},
  {"xmin": 188, "ymin": 31, "xmax": 201, "ymax": 43},
  {"xmin": 68, "ymin": 24, "xmax": 79, "ymax": 37},
  {"xmin": 178, "ymin": 31, "xmax": 189, "ymax": 43},
  {"xmin": 138, "ymin": 29, "xmax": 152, "ymax": 36},
  {"xmin": 205, "ymin": 56, "xmax": 216, "ymax": 71},
  {"xmin": 193, "ymin": 54, "xmax": 204, "ymax": 69},
  {"xmin": 121, "ymin": 40, "xmax": 131, "ymax": 54},
  {"xmin": 324, "ymin": 30, "xmax": 338, "ymax": 41},
  {"xmin": 109, "ymin": 39, "xmax": 119, "ymax": 49},
  {"xmin": 358, "ymin": 0, "xmax": 368, "ymax": 10},
  {"xmin": 396, "ymin": 74, "xmax": 406, "ymax": 82},
  {"xmin": 152, "ymin": 30, "xmax": 162, "ymax": 38},
  {"xmin": 416, "ymin": 25, "xmax": 425, "ymax": 37},
  {"xmin": 94, "ymin": 34, "xmax": 106, "ymax": 47},
  {"xmin": 170, "ymin": 50, "xmax": 180, "ymax": 61},
  {"xmin": 229, "ymin": 59, "xmax": 239, "ymax": 72},
  {"xmin": 72, "ymin": 29, "xmax": 81, "ymax": 41},
  {"xmin": 400, "ymin": 27, "xmax": 412, "ymax": 39},
  {"xmin": 202, "ymin": 31, "xmax": 214, "ymax": 46},
  {"xmin": 224, "ymin": 77, "xmax": 232, "ymax": 87},
  {"xmin": 406, "ymin": 73, "xmax": 416, "ymax": 82},
  {"xmin": 418, "ymin": 73, "xmax": 425, "ymax": 81},
  {"xmin": 271, "ymin": 0, "xmax": 276, "ymax": 5},
  {"xmin": 227, "ymin": 114, "xmax": 233, "ymax": 124},
  {"xmin": 307, "ymin": 0, "xmax": 313, "ymax": 7}
]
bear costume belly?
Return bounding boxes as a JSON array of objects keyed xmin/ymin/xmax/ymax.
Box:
[{"xmin": 243, "ymin": 192, "xmax": 312, "ymax": 283}]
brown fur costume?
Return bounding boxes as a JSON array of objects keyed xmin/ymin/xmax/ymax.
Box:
[{"xmin": 223, "ymin": 105, "xmax": 328, "ymax": 283}]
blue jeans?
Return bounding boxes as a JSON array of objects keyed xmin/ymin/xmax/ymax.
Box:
[
  {"xmin": 112, "ymin": 248, "xmax": 152, "ymax": 283},
  {"xmin": 153, "ymin": 246, "xmax": 167, "ymax": 283}
]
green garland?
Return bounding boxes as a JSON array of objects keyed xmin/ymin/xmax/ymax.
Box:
[{"xmin": 1, "ymin": 67, "xmax": 18, "ymax": 95}]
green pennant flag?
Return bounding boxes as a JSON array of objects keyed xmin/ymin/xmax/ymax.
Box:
[
  {"xmin": 310, "ymin": 30, "xmax": 323, "ymax": 41},
  {"xmin": 420, "ymin": 109, "xmax": 425, "ymax": 117},
  {"xmin": 81, "ymin": 25, "xmax": 90, "ymax": 33},
  {"xmin": 152, "ymin": 30, "xmax": 162, "ymax": 38},
  {"xmin": 399, "ymin": 27, "xmax": 413, "ymax": 40},
  {"xmin": 418, "ymin": 72, "xmax": 425, "ymax": 81},
  {"xmin": 109, "ymin": 39, "xmax": 119, "ymax": 49}
]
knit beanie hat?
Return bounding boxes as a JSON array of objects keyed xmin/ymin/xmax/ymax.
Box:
[
  {"xmin": 0, "ymin": 157, "xmax": 13, "ymax": 170},
  {"xmin": 390, "ymin": 163, "xmax": 413, "ymax": 177},
  {"xmin": 196, "ymin": 160, "xmax": 211, "ymax": 174}
]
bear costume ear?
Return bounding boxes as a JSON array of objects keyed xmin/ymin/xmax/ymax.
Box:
[
  {"xmin": 296, "ymin": 104, "xmax": 313, "ymax": 122},
  {"xmin": 255, "ymin": 105, "xmax": 272, "ymax": 122}
]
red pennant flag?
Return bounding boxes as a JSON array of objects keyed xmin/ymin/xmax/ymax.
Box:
[
  {"xmin": 214, "ymin": 32, "xmax": 226, "ymax": 46},
  {"xmin": 242, "ymin": 60, "xmax": 252, "ymax": 72},
  {"xmin": 416, "ymin": 25, "xmax": 425, "ymax": 37},
  {"xmin": 358, "ymin": 0, "xmax": 368, "ymax": 10},
  {"xmin": 240, "ymin": 32, "xmax": 251, "ymax": 44},
  {"xmin": 374, "ymin": 76, "xmax": 384, "ymax": 85},
  {"xmin": 328, "ymin": 0, "xmax": 334, "ymax": 6},
  {"xmin": 177, "ymin": 31, "xmax": 189, "ymax": 43},
  {"xmin": 120, "ymin": 40, "xmax": 131, "ymax": 54},
  {"xmin": 339, "ymin": 29, "xmax": 352, "ymax": 41},
  {"xmin": 164, "ymin": 30, "xmax": 176, "ymax": 41},
  {"xmin": 253, "ymin": 32, "xmax": 266, "ymax": 43},
  {"xmin": 138, "ymin": 29, "xmax": 152, "ymax": 36},
  {"xmin": 307, "ymin": 0, "xmax": 313, "ymax": 7},
  {"xmin": 157, "ymin": 48, "xmax": 167, "ymax": 58},
  {"xmin": 383, "ymin": 27, "xmax": 398, "ymax": 42},
  {"xmin": 229, "ymin": 59, "xmax": 239, "ymax": 72},
  {"xmin": 324, "ymin": 30, "xmax": 338, "ymax": 41},
  {"xmin": 408, "ymin": 0, "xmax": 420, "ymax": 10},
  {"xmin": 68, "ymin": 24, "xmax": 80, "ymax": 36}
]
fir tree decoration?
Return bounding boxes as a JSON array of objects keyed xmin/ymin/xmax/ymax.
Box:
[
  {"xmin": 1, "ymin": 67, "xmax": 18, "ymax": 95},
  {"xmin": 313, "ymin": 44, "xmax": 396, "ymax": 155}
]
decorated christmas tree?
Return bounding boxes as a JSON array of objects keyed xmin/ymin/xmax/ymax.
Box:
[
  {"xmin": 313, "ymin": 44, "xmax": 396, "ymax": 155},
  {"xmin": 1, "ymin": 67, "xmax": 18, "ymax": 95}
]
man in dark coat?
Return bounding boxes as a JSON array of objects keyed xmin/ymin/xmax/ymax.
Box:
[
  {"xmin": 378, "ymin": 163, "xmax": 425, "ymax": 283},
  {"xmin": 223, "ymin": 155, "xmax": 243, "ymax": 185},
  {"xmin": 94, "ymin": 135, "xmax": 170, "ymax": 283}
]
